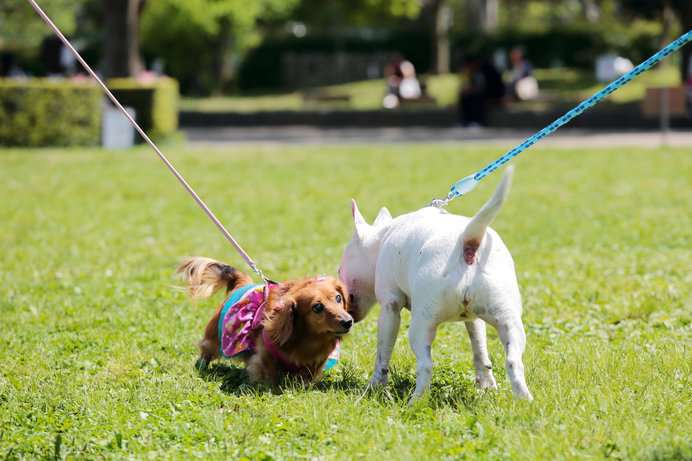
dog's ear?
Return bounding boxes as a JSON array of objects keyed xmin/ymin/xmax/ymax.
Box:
[
  {"xmin": 373, "ymin": 207, "xmax": 392, "ymax": 227},
  {"xmin": 265, "ymin": 297, "xmax": 295, "ymax": 347},
  {"xmin": 351, "ymin": 199, "xmax": 370, "ymax": 240}
]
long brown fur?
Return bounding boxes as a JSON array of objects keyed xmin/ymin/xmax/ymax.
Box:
[{"xmin": 176, "ymin": 257, "xmax": 353, "ymax": 386}]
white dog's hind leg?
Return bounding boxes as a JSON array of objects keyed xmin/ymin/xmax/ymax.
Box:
[
  {"xmin": 407, "ymin": 310, "xmax": 439, "ymax": 404},
  {"xmin": 464, "ymin": 319, "xmax": 497, "ymax": 389},
  {"xmin": 368, "ymin": 299, "xmax": 404, "ymax": 390},
  {"xmin": 492, "ymin": 317, "xmax": 533, "ymax": 401}
]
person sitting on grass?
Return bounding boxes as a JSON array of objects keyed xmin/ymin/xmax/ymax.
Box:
[{"xmin": 383, "ymin": 52, "xmax": 421, "ymax": 109}]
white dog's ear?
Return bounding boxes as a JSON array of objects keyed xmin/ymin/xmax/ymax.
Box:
[
  {"xmin": 373, "ymin": 207, "xmax": 392, "ymax": 227},
  {"xmin": 351, "ymin": 199, "xmax": 370, "ymax": 239}
]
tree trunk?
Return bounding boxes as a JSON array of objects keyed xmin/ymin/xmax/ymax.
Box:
[
  {"xmin": 483, "ymin": 0, "xmax": 499, "ymax": 32},
  {"xmin": 578, "ymin": 0, "xmax": 599, "ymax": 23},
  {"xmin": 420, "ymin": 0, "xmax": 449, "ymax": 75},
  {"xmin": 671, "ymin": 0, "xmax": 691, "ymax": 82},
  {"xmin": 465, "ymin": 0, "xmax": 499, "ymax": 33},
  {"xmin": 102, "ymin": 0, "xmax": 144, "ymax": 79},
  {"xmin": 435, "ymin": 4, "xmax": 451, "ymax": 74}
]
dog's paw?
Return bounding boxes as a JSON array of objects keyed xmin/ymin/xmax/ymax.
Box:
[
  {"xmin": 364, "ymin": 378, "xmax": 388, "ymax": 394},
  {"xmin": 407, "ymin": 393, "xmax": 428, "ymax": 407},
  {"xmin": 475, "ymin": 374, "xmax": 497, "ymax": 390},
  {"xmin": 195, "ymin": 358, "xmax": 209, "ymax": 372},
  {"xmin": 516, "ymin": 390, "xmax": 533, "ymax": 402}
]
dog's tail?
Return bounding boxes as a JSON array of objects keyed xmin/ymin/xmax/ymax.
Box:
[
  {"xmin": 461, "ymin": 165, "xmax": 514, "ymax": 265},
  {"xmin": 176, "ymin": 257, "xmax": 253, "ymax": 301}
]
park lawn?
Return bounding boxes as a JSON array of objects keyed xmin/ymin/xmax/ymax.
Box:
[
  {"xmin": 179, "ymin": 65, "xmax": 680, "ymax": 113},
  {"xmin": 1, "ymin": 141, "xmax": 691, "ymax": 460}
]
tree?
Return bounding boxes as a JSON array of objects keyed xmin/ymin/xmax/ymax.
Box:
[
  {"xmin": 0, "ymin": 0, "xmax": 83, "ymax": 48},
  {"xmin": 465, "ymin": 0, "xmax": 499, "ymax": 32},
  {"xmin": 418, "ymin": 0, "xmax": 451, "ymax": 74},
  {"xmin": 102, "ymin": 0, "xmax": 144, "ymax": 79},
  {"xmin": 618, "ymin": 0, "xmax": 691, "ymax": 81},
  {"xmin": 290, "ymin": 0, "xmax": 420, "ymax": 31},
  {"xmin": 140, "ymin": 0, "xmax": 300, "ymax": 94},
  {"xmin": 671, "ymin": 0, "xmax": 691, "ymax": 81}
]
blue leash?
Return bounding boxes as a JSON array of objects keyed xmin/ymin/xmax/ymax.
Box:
[{"xmin": 431, "ymin": 30, "xmax": 692, "ymax": 207}]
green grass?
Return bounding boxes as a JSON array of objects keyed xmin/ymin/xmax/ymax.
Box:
[
  {"xmin": 1, "ymin": 142, "xmax": 691, "ymax": 459},
  {"xmin": 179, "ymin": 74, "xmax": 459, "ymax": 113},
  {"xmin": 180, "ymin": 65, "xmax": 680, "ymax": 113}
]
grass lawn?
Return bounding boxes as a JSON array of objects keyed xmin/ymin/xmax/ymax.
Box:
[
  {"xmin": 1, "ymin": 141, "xmax": 691, "ymax": 459},
  {"xmin": 179, "ymin": 65, "xmax": 681, "ymax": 113}
]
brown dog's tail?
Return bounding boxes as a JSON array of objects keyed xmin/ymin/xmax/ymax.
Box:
[
  {"xmin": 461, "ymin": 165, "xmax": 514, "ymax": 265},
  {"xmin": 176, "ymin": 257, "xmax": 253, "ymax": 300}
]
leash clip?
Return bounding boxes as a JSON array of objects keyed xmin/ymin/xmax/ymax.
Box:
[
  {"xmin": 429, "ymin": 191, "xmax": 455, "ymax": 208},
  {"xmin": 429, "ymin": 174, "xmax": 479, "ymax": 208},
  {"xmin": 251, "ymin": 263, "xmax": 278, "ymax": 286}
]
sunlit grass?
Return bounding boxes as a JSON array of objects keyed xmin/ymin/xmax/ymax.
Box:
[{"xmin": 1, "ymin": 142, "xmax": 690, "ymax": 459}]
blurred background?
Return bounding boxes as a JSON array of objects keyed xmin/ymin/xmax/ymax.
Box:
[{"xmin": 1, "ymin": 0, "xmax": 690, "ymax": 146}]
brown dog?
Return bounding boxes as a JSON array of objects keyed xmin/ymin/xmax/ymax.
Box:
[{"xmin": 177, "ymin": 257, "xmax": 353, "ymax": 386}]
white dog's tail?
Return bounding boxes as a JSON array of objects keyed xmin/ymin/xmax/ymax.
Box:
[{"xmin": 461, "ymin": 165, "xmax": 514, "ymax": 265}]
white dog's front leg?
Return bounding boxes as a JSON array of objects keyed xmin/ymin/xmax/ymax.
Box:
[
  {"xmin": 368, "ymin": 299, "xmax": 403, "ymax": 390},
  {"xmin": 464, "ymin": 319, "xmax": 497, "ymax": 390},
  {"xmin": 407, "ymin": 310, "xmax": 438, "ymax": 405},
  {"xmin": 493, "ymin": 317, "xmax": 533, "ymax": 401}
]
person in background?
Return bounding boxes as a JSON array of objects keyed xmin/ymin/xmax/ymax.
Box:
[
  {"xmin": 507, "ymin": 45, "xmax": 538, "ymax": 101},
  {"xmin": 686, "ymin": 55, "xmax": 692, "ymax": 118},
  {"xmin": 1, "ymin": 53, "xmax": 27, "ymax": 79},
  {"xmin": 383, "ymin": 53, "xmax": 421, "ymax": 109},
  {"xmin": 457, "ymin": 55, "xmax": 504, "ymax": 127}
]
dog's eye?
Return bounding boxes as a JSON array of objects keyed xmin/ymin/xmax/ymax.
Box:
[
  {"xmin": 335, "ymin": 294, "xmax": 342, "ymax": 303},
  {"xmin": 312, "ymin": 302, "xmax": 324, "ymax": 313}
]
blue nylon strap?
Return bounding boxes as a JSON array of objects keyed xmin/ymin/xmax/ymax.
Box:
[{"xmin": 444, "ymin": 30, "xmax": 692, "ymax": 201}]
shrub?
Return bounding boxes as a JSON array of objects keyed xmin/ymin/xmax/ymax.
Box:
[
  {"xmin": 0, "ymin": 79, "xmax": 101, "ymax": 147},
  {"xmin": 449, "ymin": 28, "xmax": 652, "ymax": 70},
  {"xmin": 106, "ymin": 77, "xmax": 179, "ymax": 142},
  {"xmin": 237, "ymin": 27, "xmax": 662, "ymax": 91},
  {"xmin": 237, "ymin": 31, "xmax": 432, "ymax": 91}
]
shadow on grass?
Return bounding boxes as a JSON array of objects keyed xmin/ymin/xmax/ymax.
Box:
[
  {"xmin": 369, "ymin": 365, "xmax": 482, "ymax": 410},
  {"xmin": 196, "ymin": 361, "xmax": 273, "ymax": 397},
  {"xmin": 198, "ymin": 359, "xmax": 481, "ymax": 408},
  {"xmin": 197, "ymin": 360, "xmax": 364, "ymax": 397}
]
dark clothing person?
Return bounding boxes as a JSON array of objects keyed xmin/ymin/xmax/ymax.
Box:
[
  {"xmin": 508, "ymin": 45, "xmax": 536, "ymax": 101},
  {"xmin": 458, "ymin": 57, "xmax": 505, "ymax": 126}
]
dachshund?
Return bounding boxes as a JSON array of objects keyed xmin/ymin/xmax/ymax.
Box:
[{"xmin": 177, "ymin": 257, "xmax": 353, "ymax": 386}]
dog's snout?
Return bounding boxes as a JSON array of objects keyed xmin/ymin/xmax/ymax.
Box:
[{"xmin": 340, "ymin": 318, "xmax": 353, "ymax": 330}]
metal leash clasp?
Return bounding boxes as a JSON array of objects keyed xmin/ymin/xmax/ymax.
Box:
[
  {"xmin": 429, "ymin": 191, "xmax": 456, "ymax": 208},
  {"xmin": 429, "ymin": 174, "xmax": 479, "ymax": 208},
  {"xmin": 251, "ymin": 263, "xmax": 277, "ymax": 285},
  {"xmin": 250, "ymin": 263, "xmax": 267, "ymax": 282}
]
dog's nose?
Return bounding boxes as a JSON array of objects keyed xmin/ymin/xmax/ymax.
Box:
[{"xmin": 340, "ymin": 318, "xmax": 353, "ymax": 330}]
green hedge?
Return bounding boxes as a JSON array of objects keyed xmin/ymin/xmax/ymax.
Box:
[
  {"xmin": 0, "ymin": 77, "xmax": 180, "ymax": 147},
  {"xmin": 450, "ymin": 28, "xmax": 660, "ymax": 70},
  {"xmin": 238, "ymin": 31, "xmax": 432, "ymax": 91},
  {"xmin": 107, "ymin": 77, "xmax": 179, "ymax": 142},
  {"xmin": 0, "ymin": 79, "xmax": 101, "ymax": 147},
  {"xmin": 238, "ymin": 27, "xmax": 662, "ymax": 91}
]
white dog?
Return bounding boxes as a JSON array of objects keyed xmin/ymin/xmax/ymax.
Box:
[{"xmin": 339, "ymin": 166, "xmax": 532, "ymax": 402}]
